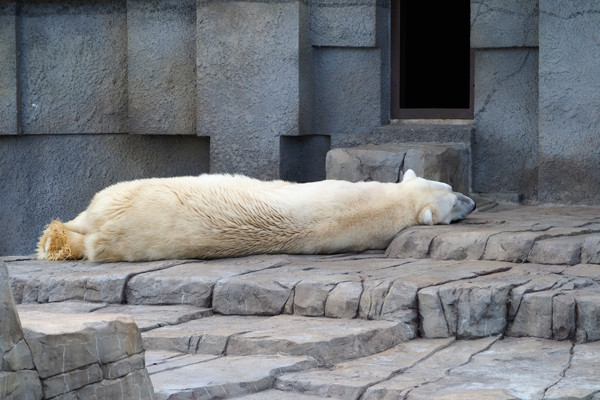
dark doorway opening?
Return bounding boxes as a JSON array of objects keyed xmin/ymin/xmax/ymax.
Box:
[{"xmin": 391, "ymin": 0, "xmax": 473, "ymax": 119}]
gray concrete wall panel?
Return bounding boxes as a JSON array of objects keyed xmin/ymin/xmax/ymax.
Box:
[
  {"xmin": 314, "ymin": 47, "xmax": 381, "ymax": 135},
  {"xmin": 472, "ymin": 48, "xmax": 539, "ymax": 200},
  {"xmin": 0, "ymin": 135, "xmax": 209, "ymax": 256},
  {"xmin": 310, "ymin": 0, "xmax": 377, "ymax": 47},
  {"xmin": 538, "ymin": 1, "xmax": 600, "ymax": 204},
  {"xmin": 197, "ymin": 1, "xmax": 307, "ymax": 179},
  {"xmin": 127, "ymin": 0, "xmax": 196, "ymax": 135},
  {"xmin": 0, "ymin": 2, "xmax": 17, "ymax": 135},
  {"xmin": 18, "ymin": 0, "xmax": 128, "ymax": 134},
  {"xmin": 471, "ymin": 0, "xmax": 539, "ymax": 48}
]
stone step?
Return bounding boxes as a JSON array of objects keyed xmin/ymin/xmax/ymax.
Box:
[
  {"xmin": 387, "ymin": 206, "xmax": 600, "ymax": 265},
  {"xmin": 7, "ymin": 255, "xmax": 600, "ymax": 343},
  {"xmin": 17, "ymin": 311, "xmax": 155, "ymax": 400},
  {"xmin": 142, "ymin": 314, "xmax": 413, "ymax": 365},
  {"xmin": 146, "ymin": 351, "xmax": 317, "ymax": 400},
  {"xmin": 10, "ymin": 301, "xmax": 600, "ymax": 400},
  {"xmin": 148, "ymin": 337, "xmax": 600, "ymax": 400},
  {"xmin": 325, "ymin": 143, "xmax": 471, "ymax": 194}
]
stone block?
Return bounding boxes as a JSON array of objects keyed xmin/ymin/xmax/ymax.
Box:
[
  {"xmin": 0, "ymin": 2, "xmax": 17, "ymax": 135},
  {"xmin": 324, "ymin": 281, "xmax": 362, "ymax": 319},
  {"xmin": 417, "ymin": 286, "xmax": 450, "ymax": 338},
  {"xmin": 538, "ymin": 1, "xmax": 600, "ymax": 204},
  {"xmin": 41, "ymin": 364, "xmax": 103, "ymax": 399},
  {"xmin": 310, "ymin": 0, "xmax": 376, "ymax": 47},
  {"xmin": 326, "ymin": 143, "xmax": 470, "ymax": 194},
  {"xmin": 213, "ymin": 275, "xmax": 296, "ymax": 316},
  {"xmin": 472, "ymin": 48, "xmax": 539, "ymax": 200},
  {"xmin": 528, "ymin": 236, "xmax": 583, "ymax": 265},
  {"xmin": 429, "ymin": 229, "xmax": 491, "ymax": 260},
  {"xmin": 507, "ymin": 291, "xmax": 554, "ymax": 339},
  {"xmin": 419, "ymin": 277, "xmax": 513, "ymax": 339},
  {"xmin": 127, "ymin": 0, "xmax": 196, "ymax": 135},
  {"xmin": 18, "ymin": 0, "xmax": 128, "ymax": 134},
  {"xmin": 385, "ymin": 227, "xmax": 438, "ymax": 259},
  {"xmin": 471, "ymin": 0, "xmax": 538, "ymax": 48},
  {"xmin": 581, "ymin": 235, "xmax": 600, "ymax": 264},
  {"xmin": 101, "ymin": 352, "xmax": 146, "ymax": 380},
  {"xmin": 7, "ymin": 259, "xmax": 183, "ymax": 304},
  {"xmin": 226, "ymin": 316, "xmax": 412, "ymax": 365},
  {"xmin": 0, "ymin": 370, "xmax": 43, "ymax": 400},
  {"xmin": 483, "ymin": 231, "xmax": 540, "ymax": 262},
  {"xmin": 575, "ymin": 290, "xmax": 600, "ymax": 342},
  {"xmin": 126, "ymin": 256, "xmax": 288, "ymax": 307},
  {"xmin": 197, "ymin": 1, "xmax": 311, "ymax": 179},
  {"xmin": 552, "ymin": 293, "xmax": 576, "ymax": 341},
  {"xmin": 19, "ymin": 312, "xmax": 144, "ymax": 378},
  {"xmin": 314, "ymin": 47, "xmax": 381, "ymax": 135},
  {"xmin": 293, "ymin": 280, "xmax": 336, "ymax": 317},
  {"xmin": 0, "ymin": 261, "xmax": 29, "ymax": 368},
  {"xmin": 150, "ymin": 353, "xmax": 316, "ymax": 400},
  {"xmin": 0, "ymin": 261, "xmax": 42, "ymax": 399},
  {"xmin": 61, "ymin": 369, "xmax": 155, "ymax": 400}
]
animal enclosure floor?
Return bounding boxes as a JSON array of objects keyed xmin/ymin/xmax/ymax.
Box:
[{"xmin": 5, "ymin": 205, "xmax": 600, "ymax": 399}]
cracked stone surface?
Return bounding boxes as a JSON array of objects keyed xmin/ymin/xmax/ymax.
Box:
[
  {"xmin": 3, "ymin": 206, "xmax": 600, "ymax": 399},
  {"xmin": 387, "ymin": 206, "xmax": 600, "ymax": 266},
  {"xmin": 148, "ymin": 351, "xmax": 316, "ymax": 400}
]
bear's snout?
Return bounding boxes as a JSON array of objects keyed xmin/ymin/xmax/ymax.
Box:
[{"xmin": 451, "ymin": 192, "xmax": 476, "ymax": 222}]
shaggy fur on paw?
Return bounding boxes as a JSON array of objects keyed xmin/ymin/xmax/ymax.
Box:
[{"xmin": 37, "ymin": 220, "xmax": 77, "ymax": 261}]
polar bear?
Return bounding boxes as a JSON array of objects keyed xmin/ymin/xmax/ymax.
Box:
[{"xmin": 37, "ymin": 169, "xmax": 475, "ymax": 262}]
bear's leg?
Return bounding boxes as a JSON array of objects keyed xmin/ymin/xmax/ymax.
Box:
[{"xmin": 37, "ymin": 220, "xmax": 86, "ymax": 260}]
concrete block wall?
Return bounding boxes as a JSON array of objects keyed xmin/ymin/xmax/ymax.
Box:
[
  {"xmin": 3, "ymin": 0, "xmax": 600, "ymax": 255},
  {"xmin": 470, "ymin": 0, "xmax": 539, "ymax": 201},
  {"xmin": 0, "ymin": 0, "xmax": 210, "ymax": 256},
  {"xmin": 312, "ymin": 0, "xmax": 389, "ymax": 137}
]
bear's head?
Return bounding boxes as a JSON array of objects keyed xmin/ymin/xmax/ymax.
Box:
[{"xmin": 400, "ymin": 169, "xmax": 476, "ymax": 225}]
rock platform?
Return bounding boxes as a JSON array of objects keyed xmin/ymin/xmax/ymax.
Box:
[{"xmin": 4, "ymin": 204, "xmax": 600, "ymax": 399}]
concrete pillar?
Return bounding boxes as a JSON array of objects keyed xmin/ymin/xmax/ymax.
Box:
[
  {"xmin": 197, "ymin": 1, "xmax": 312, "ymax": 179},
  {"xmin": 538, "ymin": 1, "xmax": 600, "ymax": 204}
]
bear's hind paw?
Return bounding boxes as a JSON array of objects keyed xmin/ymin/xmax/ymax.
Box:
[{"xmin": 37, "ymin": 220, "xmax": 80, "ymax": 261}]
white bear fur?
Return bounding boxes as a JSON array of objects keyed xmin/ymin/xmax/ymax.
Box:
[{"xmin": 37, "ymin": 170, "xmax": 474, "ymax": 262}]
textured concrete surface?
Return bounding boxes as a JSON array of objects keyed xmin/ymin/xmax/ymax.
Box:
[
  {"xmin": 0, "ymin": 2, "xmax": 17, "ymax": 135},
  {"xmin": 18, "ymin": 0, "xmax": 128, "ymax": 134},
  {"xmin": 472, "ymin": 48, "xmax": 539, "ymax": 201},
  {"xmin": 314, "ymin": 47, "xmax": 382, "ymax": 135},
  {"xmin": 0, "ymin": 134, "xmax": 210, "ymax": 256},
  {"xmin": 471, "ymin": 0, "xmax": 539, "ymax": 48},
  {"xmin": 310, "ymin": 0, "xmax": 377, "ymax": 47},
  {"xmin": 127, "ymin": 0, "xmax": 196, "ymax": 135},
  {"xmin": 538, "ymin": 1, "xmax": 600, "ymax": 204},
  {"xmin": 197, "ymin": 1, "xmax": 311, "ymax": 179},
  {"xmin": 4, "ymin": 206, "xmax": 600, "ymax": 398}
]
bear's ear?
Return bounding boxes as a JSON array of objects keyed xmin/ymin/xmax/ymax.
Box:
[
  {"xmin": 418, "ymin": 207, "xmax": 434, "ymax": 225},
  {"xmin": 402, "ymin": 169, "xmax": 417, "ymax": 182}
]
